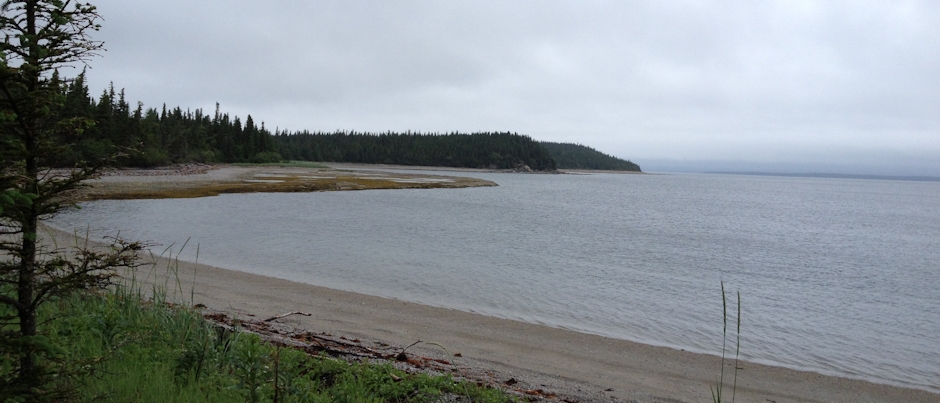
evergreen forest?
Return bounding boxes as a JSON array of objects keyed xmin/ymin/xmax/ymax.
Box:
[
  {"xmin": 51, "ymin": 74, "xmax": 638, "ymax": 172},
  {"xmin": 51, "ymin": 73, "xmax": 280, "ymax": 167},
  {"xmin": 275, "ymin": 130, "xmax": 555, "ymax": 170},
  {"xmin": 540, "ymin": 142, "xmax": 641, "ymax": 171}
]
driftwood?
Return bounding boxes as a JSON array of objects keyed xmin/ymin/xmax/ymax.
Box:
[
  {"xmin": 263, "ymin": 311, "xmax": 312, "ymax": 322},
  {"xmin": 198, "ymin": 310, "xmax": 585, "ymax": 403},
  {"xmin": 204, "ymin": 311, "xmax": 448, "ymax": 365}
]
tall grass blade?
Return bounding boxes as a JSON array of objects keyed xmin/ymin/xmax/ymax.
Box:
[
  {"xmin": 716, "ymin": 281, "xmax": 728, "ymax": 402},
  {"xmin": 732, "ymin": 290, "xmax": 741, "ymax": 403},
  {"xmin": 712, "ymin": 282, "xmax": 742, "ymax": 403},
  {"xmin": 191, "ymin": 243, "xmax": 199, "ymax": 305}
]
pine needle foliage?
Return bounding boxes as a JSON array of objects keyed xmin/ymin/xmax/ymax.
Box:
[{"xmin": 0, "ymin": 1, "xmax": 143, "ymax": 401}]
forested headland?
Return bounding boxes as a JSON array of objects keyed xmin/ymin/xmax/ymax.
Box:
[
  {"xmin": 540, "ymin": 142, "xmax": 641, "ymax": 171},
  {"xmin": 51, "ymin": 74, "xmax": 638, "ymax": 172}
]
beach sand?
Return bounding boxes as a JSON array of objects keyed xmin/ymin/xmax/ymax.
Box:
[{"xmin": 39, "ymin": 224, "xmax": 938, "ymax": 403}]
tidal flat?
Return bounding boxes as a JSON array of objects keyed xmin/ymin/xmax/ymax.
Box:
[{"xmin": 76, "ymin": 163, "xmax": 496, "ymax": 201}]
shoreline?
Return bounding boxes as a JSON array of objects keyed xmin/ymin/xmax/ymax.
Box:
[
  {"xmin": 41, "ymin": 223, "xmax": 940, "ymax": 403},
  {"xmin": 46, "ymin": 165, "xmax": 938, "ymax": 402},
  {"xmin": 325, "ymin": 162, "xmax": 647, "ymax": 175}
]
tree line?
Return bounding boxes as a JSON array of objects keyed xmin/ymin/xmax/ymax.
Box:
[
  {"xmin": 48, "ymin": 72, "xmax": 555, "ymax": 170},
  {"xmin": 49, "ymin": 75, "xmax": 554, "ymax": 170},
  {"xmin": 49, "ymin": 75, "xmax": 643, "ymax": 172},
  {"xmin": 276, "ymin": 130, "xmax": 556, "ymax": 170},
  {"xmin": 52, "ymin": 72, "xmax": 279, "ymax": 167}
]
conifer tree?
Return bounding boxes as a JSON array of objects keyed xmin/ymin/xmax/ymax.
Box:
[{"xmin": 0, "ymin": 2, "xmax": 142, "ymax": 400}]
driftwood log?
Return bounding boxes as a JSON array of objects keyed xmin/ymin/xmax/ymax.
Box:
[{"xmin": 263, "ymin": 311, "xmax": 312, "ymax": 322}]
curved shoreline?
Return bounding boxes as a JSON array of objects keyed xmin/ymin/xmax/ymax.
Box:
[{"xmin": 46, "ymin": 165, "xmax": 939, "ymax": 402}]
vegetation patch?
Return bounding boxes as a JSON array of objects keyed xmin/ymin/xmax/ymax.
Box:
[{"xmin": 0, "ymin": 282, "xmax": 515, "ymax": 403}]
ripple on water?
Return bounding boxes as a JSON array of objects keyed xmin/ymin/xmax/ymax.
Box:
[{"xmin": 51, "ymin": 172, "xmax": 940, "ymax": 393}]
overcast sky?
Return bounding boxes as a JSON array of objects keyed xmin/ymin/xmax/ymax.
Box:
[{"xmin": 81, "ymin": 1, "xmax": 939, "ymax": 175}]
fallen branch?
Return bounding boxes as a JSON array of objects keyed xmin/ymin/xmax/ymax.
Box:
[{"xmin": 264, "ymin": 311, "xmax": 312, "ymax": 322}]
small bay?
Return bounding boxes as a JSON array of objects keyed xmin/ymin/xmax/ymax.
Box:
[{"xmin": 52, "ymin": 171, "xmax": 940, "ymax": 393}]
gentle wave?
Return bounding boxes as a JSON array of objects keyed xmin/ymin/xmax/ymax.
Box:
[{"xmin": 51, "ymin": 172, "xmax": 940, "ymax": 393}]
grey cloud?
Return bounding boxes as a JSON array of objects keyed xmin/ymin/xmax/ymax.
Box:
[{"xmin": 83, "ymin": 0, "xmax": 940, "ymax": 174}]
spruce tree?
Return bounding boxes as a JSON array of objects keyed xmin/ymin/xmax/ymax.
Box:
[{"xmin": 0, "ymin": 2, "xmax": 143, "ymax": 400}]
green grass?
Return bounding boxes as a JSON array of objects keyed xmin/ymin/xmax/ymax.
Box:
[
  {"xmin": 711, "ymin": 282, "xmax": 742, "ymax": 403},
  {"xmin": 2, "ymin": 277, "xmax": 514, "ymax": 403},
  {"xmin": 232, "ymin": 160, "xmax": 329, "ymax": 169}
]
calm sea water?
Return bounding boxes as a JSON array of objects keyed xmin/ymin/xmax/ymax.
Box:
[{"xmin": 52, "ymin": 172, "xmax": 940, "ymax": 393}]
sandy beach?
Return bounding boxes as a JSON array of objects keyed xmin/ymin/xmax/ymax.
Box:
[{"xmin": 43, "ymin": 164, "xmax": 939, "ymax": 403}]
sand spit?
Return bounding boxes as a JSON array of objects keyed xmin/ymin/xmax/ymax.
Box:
[{"xmin": 77, "ymin": 164, "xmax": 496, "ymax": 200}]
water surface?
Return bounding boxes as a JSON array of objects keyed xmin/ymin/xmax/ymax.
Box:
[{"xmin": 52, "ymin": 172, "xmax": 940, "ymax": 393}]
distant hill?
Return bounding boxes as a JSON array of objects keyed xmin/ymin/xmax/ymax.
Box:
[{"xmin": 540, "ymin": 142, "xmax": 641, "ymax": 172}]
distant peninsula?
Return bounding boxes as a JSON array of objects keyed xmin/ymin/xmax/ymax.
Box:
[{"xmin": 540, "ymin": 142, "xmax": 641, "ymax": 171}]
